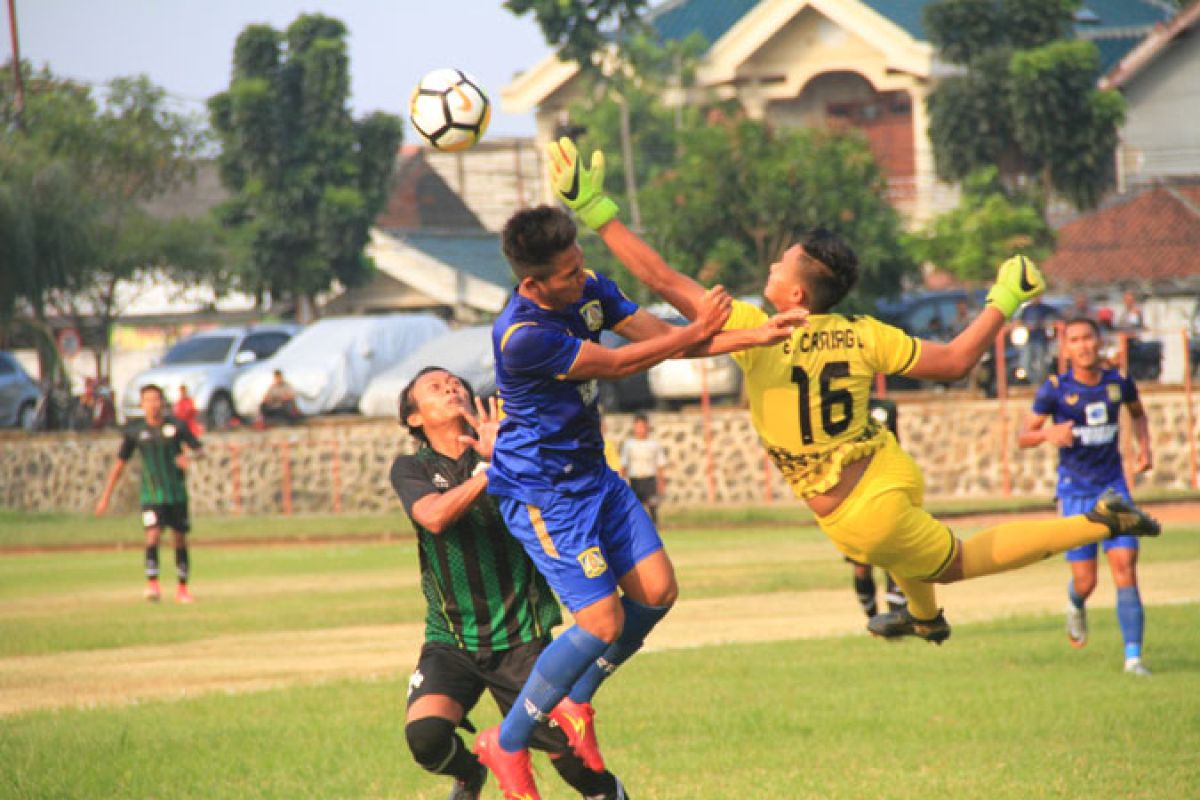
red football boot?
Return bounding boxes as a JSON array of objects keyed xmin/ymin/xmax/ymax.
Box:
[
  {"xmin": 549, "ymin": 697, "xmax": 605, "ymax": 773},
  {"xmin": 473, "ymin": 726, "xmax": 541, "ymax": 800}
]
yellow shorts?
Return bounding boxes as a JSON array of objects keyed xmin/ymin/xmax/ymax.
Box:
[{"xmin": 813, "ymin": 433, "xmax": 958, "ymax": 580}]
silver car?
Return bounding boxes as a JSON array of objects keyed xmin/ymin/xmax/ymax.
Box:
[
  {"xmin": 121, "ymin": 324, "xmax": 299, "ymax": 427},
  {"xmin": 0, "ymin": 351, "xmax": 40, "ymax": 429}
]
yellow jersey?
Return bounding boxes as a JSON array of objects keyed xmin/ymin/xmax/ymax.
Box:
[{"xmin": 725, "ymin": 300, "xmax": 921, "ymax": 498}]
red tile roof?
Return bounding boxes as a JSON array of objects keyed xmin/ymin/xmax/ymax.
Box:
[{"xmin": 1043, "ymin": 186, "xmax": 1200, "ymax": 285}]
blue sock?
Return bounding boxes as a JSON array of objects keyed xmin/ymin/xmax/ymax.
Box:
[
  {"xmin": 1067, "ymin": 578, "xmax": 1087, "ymax": 610},
  {"xmin": 1116, "ymin": 586, "xmax": 1144, "ymax": 660},
  {"xmin": 498, "ymin": 625, "xmax": 608, "ymax": 753},
  {"xmin": 568, "ymin": 597, "xmax": 671, "ymax": 704}
]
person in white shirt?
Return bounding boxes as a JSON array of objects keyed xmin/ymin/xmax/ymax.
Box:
[{"xmin": 620, "ymin": 414, "xmax": 667, "ymax": 524}]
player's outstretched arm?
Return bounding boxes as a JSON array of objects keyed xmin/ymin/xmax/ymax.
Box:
[
  {"xmin": 567, "ymin": 287, "xmax": 732, "ymax": 380},
  {"xmin": 546, "ymin": 136, "xmax": 707, "ymax": 320},
  {"xmin": 600, "ymin": 219, "xmax": 707, "ymax": 322},
  {"xmin": 614, "ymin": 307, "xmax": 806, "ymax": 357},
  {"xmin": 907, "ymin": 255, "xmax": 1045, "ymax": 382}
]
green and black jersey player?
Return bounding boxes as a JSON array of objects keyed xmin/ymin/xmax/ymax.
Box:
[
  {"xmin": 96, "ymin": 383, "xmax": 203, "ymax": 604},
  {"xmin": 390, "ymin": 367, "xmax": 627, "ymax": 800}
]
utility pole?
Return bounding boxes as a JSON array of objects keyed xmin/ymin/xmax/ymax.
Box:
[{"xmin": 7, "ymin": 0, "xmax": 24, "ymax": 126}]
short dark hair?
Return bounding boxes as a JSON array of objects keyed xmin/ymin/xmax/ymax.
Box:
[
  {"xmin": 1064, "ymin": 317, "xmax": 1100, "ymax": 336},
  {"xmin": 397, "ymin": 366, "xmax": 476, "ymax": 446},
  {"xmin": 799, "ymin": 228, "xmax": 859, "ymax": 313},
  {"xmin": 633, "ymin": 413, "xmax": 649, "ymax": 425},
  {"xmin": 140, "ymin": 384, "xmax": 163, "ymax": 399},
  {"xmin": 502, "ymin": 205, "xmax": 578, "ymax": 281}
]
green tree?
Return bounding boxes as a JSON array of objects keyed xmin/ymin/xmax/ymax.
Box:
[
  {"xmin": 208, "ymin": 15, "xmax": 403, "ymax": 317},
  {"xmin": 1, "ymin": 68, "xmax": 216, "ymax": 379},
  {"xmin": 904, "ymin": 168, "xmax": 1054, "ymax": 282},
  {"xmin": 637, "ymin": 115, "xmax": 915, "ymax": 312},
  {"xmin": 924, "ymin": 0, "xmax": 1125, "ymax": 210},
  {"xmin": 505, "ymin": 0, "xmax": 649, "ymax": 66}
]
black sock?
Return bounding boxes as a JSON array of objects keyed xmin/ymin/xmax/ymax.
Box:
[
  {"xmin": 175, "ymin": 547, "xmax": 190, "ymax": 584},
  {"xmin": 405, "ymin": 718, "xmax": 480, "ymax": 781},
  {"xmin": 549, "ymin": 751, "xmax": 618, "ymax": 797},
  {"xmin": 853, "ymin": 571, "xmax": 877, "ymax": 617},
  {"xmin": 145, "ymin": 546, "xmax": 159, "ymax": 579}
]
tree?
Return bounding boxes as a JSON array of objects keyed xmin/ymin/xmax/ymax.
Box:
[
  {"xmin": 904, "ymin": 168, "xmax": 1055, "ymax": 282},
  {"xmin": 208, "ymin": 15, "xmax": 404, "ymax": 318},
  {"xmin": 923, "ymin": 0, "xmax": 1125, "ymax": 210},
  {"xmin": 638, "ymin": 115, "xmax": 915, "ymax": 312},
  {"xmin": 1, "ymin": 67, "xmax": 216, "ymax": 379},
  {"xmin": 505, "ymin": 0, "xmax": 649, "ymax": 66}
]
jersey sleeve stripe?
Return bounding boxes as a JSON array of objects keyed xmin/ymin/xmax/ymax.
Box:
[
  {"xmin": 500, "ymin": 321, "xmax": 537, "ymax": 352},
  {"xmin": 554, "ymin": 338, "xmax": 585, "ymax": 380},
  {"xmin": 526, "ymin": 504, "xmax": 561, "ymax": 558},
  {"xmin": 897, "ymin": 337, "xmax": 921, "ymax": 375}
]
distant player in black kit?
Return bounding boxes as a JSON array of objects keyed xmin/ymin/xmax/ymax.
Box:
[
  {"xmin": 96, "ymin": 383, "xmax": 203, "ymax": 603},
  {"xmin": 390, "ymin": 367, "xmax": 627, "ymax": 800}
]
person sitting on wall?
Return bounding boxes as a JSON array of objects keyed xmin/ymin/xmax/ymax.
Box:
[{"xmin": 258, "ymin": 370, "xmax": 303, "ymax": 426}]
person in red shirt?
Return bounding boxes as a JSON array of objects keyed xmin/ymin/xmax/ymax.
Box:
[{"xmin": 173, "ymin": 385, "xmax": 203, "ymax": 437}]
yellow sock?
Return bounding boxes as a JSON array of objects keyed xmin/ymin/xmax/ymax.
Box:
[
  {"xmin": 891, "ymin": 574, "xmax": 939, "ymax": 620},
  {"xmin": 961, "ymin": 516, "xmax": 1108, "ymax": 580}
]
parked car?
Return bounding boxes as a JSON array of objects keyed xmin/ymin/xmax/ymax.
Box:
[
  {"xmin": 645, "ymin": 307, "xmax": 742, "ymax": 408},
  {"xmin": 977, "ymin": 298, "xmax": 1163, "ymax": 396},
  {"xmin": 0, "ymin": 351, "xmax": 40, "ymax": 429},
  {"xmin": 122, "ymin": 323, "xmax": 300, "ymax": 428},
  {"xmin": 233, "ymin": 314, "xmax": 449, "ymax": 418},
  {"xmin": 359, "ymin": 326, "xmax": 495, "ymax": 417}
]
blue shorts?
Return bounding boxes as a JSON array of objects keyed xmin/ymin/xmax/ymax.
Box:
[
  {"xmin": 497, "ymin": 468, "xmax": 663, "ymax": 613},
  {"xmin": 1061, "ymin": 483, "xmax": 1139, "ymax": 562}
]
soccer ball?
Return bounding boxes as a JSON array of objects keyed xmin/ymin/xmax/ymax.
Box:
[{"xmin": 409, "ymin": 68, "xmax": 491, "ymax": 152}]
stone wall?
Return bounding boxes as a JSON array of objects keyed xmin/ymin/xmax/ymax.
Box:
[{"xmin": 1, "ymin": 392, "xmax": 1196, "ymax": 515}]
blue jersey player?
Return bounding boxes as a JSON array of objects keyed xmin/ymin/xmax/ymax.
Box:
[
  {"xmin": 472, "ymin": 204, "xmax": 804, "ymax": 799},
  {"xmin": 1019, "ymin": 317, "xmax": 1154, "ymax": 675}
]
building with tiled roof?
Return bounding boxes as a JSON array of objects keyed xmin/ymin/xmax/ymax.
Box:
[
  {"xmin": 504, "ymin": 0, "xmax": 1179, "ymax": 225},
  {"xmin": 1042, "ymin": 183, "xmax": 1200, "ymax": 289}
]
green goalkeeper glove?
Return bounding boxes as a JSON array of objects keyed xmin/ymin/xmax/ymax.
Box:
[
  {"xmin": 986, "ymin": 255, "xmax": 1046, "ymax": 319},
  {"xmin": 545, "ymin": 136, "xmax": 620, "ymax": 231}
]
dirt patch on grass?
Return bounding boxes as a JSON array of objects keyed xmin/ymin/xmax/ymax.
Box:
[{"xmin": 3, "ymin": 559, "xmax": 1196, "ymax": 717}]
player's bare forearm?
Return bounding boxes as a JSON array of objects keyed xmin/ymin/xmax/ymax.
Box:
[
  {"xmin": 568, "ymin": 323, "xmax": 706, "ymax": 380},
  {"xmin": 1132, "ymin": 412, "xmax": 1153, "ymax": 469},
  {"xmin": 682, "ymin": 327, "xmax": 767, "ymax": 357},
  {"xmin": 600, "ymin": 219, "xmax": 705, "ymax": 320},
  {"xmin": 411, "ymin": 474, "xmax": 490, "ymax": 534},
  {"xmin": 96, "ymin": 460, "xmax": 125, "ymax": 514},
  {"xmin": 1017, "ymin": 414, "xmax": 1048, "ymax": 449},
  {"xmin": 907, "ymin": 306, "xmax": 1006, "ymax": 381}
]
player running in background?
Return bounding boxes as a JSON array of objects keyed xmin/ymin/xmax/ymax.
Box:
[
  {"xmin": 474, "ymin": 205, "xmax": 802, "ymax": 799},
  {"xmin": 390, "ymin": 367, "xmax": 627, "ymax": 800},
  {"xmin": 96, "ymin": 383, "xmax": 203, "ymax": 603},
  {"xmin": 1018, "ymin": 318, "xmax": 1155, "ymax": 675},
  {"xmin": 545, "ymin": 138, "xmax": 1161, "ymax": 648}
]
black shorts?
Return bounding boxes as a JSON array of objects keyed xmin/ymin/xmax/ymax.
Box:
[
  {"xmin": 406, "ymin": 640, "xmax": 569, "ymax": 754},
  {"xmin": 629, "ymin": 477, "xmax": 658, "ymax": 505},
  {"xmin": 141, "ymin": 503, "xmax": 190, "ymax": 533}
]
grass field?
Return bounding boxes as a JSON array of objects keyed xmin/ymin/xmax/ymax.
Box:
[{"xmin": 2, "ymin": 510, "xmax": 1199, "ymax": 798}]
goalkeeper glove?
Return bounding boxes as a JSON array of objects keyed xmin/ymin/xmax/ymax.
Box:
[
  {"xmin": 986, "ymin": 255, "xmax": 1046, "ymax": 319},
  {"xmin": 545, "ymin": 137, "xmax": 620, "ymax": 231}
]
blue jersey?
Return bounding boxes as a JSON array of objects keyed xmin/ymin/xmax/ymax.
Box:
[
  {"xmin": 489, "ymin": 270, "xmax": 638, "ymax": 506},
  {"xmin": 1032, "ymin": 367, "xmax": 1138, "ymax": 497}
]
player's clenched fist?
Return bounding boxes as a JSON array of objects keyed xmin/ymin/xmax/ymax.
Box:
[
  {"xmin": 545, "ymin": 137, "xmax": 620, "ymax": 231},
  {"xmin": 986, "ymin": 254, "xmax": 1046, "ymax": 319}
]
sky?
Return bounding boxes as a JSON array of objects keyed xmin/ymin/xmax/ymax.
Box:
[{"xmin": 3, "ymin": 0, "xmax": 555, "ymax": 139}]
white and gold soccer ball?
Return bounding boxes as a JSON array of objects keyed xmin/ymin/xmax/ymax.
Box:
[{"xmin": 408, "ymin": 68, "xmax": 491, "ymax": 152}]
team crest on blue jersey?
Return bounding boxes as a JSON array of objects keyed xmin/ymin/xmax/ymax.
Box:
[
  {"xmin": 1107, "ymin": 383, "xmax": 1122, "ymax": 403},
  {"xmin": 577, "ymin": 546, "xmax": 608, "ymax": 578},
  {"xmin": 1085, "ymin": 402, "xmax": 1108, "ymax": 425},
  {"xmin": 1064, "ymin": 393, "xmax": 1079, "ymax": 406},
  {"xmin": 580, "ymin": 300, "xmax": 604, "ymax": 332}
]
